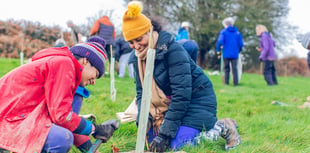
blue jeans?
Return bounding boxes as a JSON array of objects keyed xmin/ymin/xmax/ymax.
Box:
[{"xmin": 41, "ymin": 124, "xmax": 74, "ymax": 153}]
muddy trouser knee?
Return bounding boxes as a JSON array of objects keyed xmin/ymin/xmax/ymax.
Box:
[{"xmin": 42, "ymin": 124, "xmax": 74, "ymax": 153}]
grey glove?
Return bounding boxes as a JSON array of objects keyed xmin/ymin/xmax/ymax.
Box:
[{"xmin": 92, "ymin": 120, "xmax": 120, "ymax": 142}]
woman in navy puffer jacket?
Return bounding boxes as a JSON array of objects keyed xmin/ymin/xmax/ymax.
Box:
[{"xmin": 123, "ymin": 1, "xmax": 241, "ymax": 152}]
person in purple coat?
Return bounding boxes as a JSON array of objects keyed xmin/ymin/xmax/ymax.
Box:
[{"xmin": 256, "ymin": 24, "xmax": 278, "ymax": 86}]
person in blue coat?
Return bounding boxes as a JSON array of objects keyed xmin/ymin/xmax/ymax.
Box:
[
  {"xmin": 216, "ymin": 17, "xmax": 244, "ymax": 86},
  {"xmin": 175, "ymin": 21, "xmax": 190, "ymax": 41},
  {"xmin": 122, "ymin": 1, "xmax": 241, "ymax": 152}
]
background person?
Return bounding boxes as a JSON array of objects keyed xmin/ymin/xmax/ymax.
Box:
[
  {"xmin": 175, "ymin": 21, "xmax": 190, "ymax": 41},
  {"xmin": 114, "ymin": 35, "xmax": 134, "ymax": 78},
  {"xmin": 67, "ymin": 20, "xmax": 83, "ymax": 44},
  {"xmin": 177, "ymin": 39, "xmax": 199, "ymax": 63},
  {"xmin": 90, "ymin": 15, "xmax": 116, "ymax": 62},
  {"xmin": 0, "ymin": 36, "xmax": 119, "ymax": 152},
  {"xmin": 123, "ymin": 1, "xmax": 240, "ymax": 152},
  {"xmin": 216, "ymin": 17, "xmax": 244, "ymax": 86},
  {"xmin": 297, "ymin": 32, "xmax": 310, "ymax": 69},
  {"xmin": 256, "ymin": 24, "xmax": 278, "ymax": 86}
]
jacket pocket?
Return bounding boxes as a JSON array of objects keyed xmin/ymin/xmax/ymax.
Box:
[
  {"xmin": 192, "ymin": 83, "xmax": 206, "ymax": 93},
  {"xmin": 5, "ymin": 113, "xmax": 28, "ymax": 122}
]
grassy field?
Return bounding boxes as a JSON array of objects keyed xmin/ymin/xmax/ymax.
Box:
[{"xmin": 1, "ymin": 58, "xmax": 310, "ymax": 153}]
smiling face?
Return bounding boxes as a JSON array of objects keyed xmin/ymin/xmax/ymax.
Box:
[
  {"xmin": 128, "ymin": 32, "xmax": 149, "ymax": 52},
  {"xmin": 79, "ymin": 58, "xmax": 99, "ymax": 87}
]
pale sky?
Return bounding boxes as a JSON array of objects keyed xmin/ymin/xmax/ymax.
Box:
[
  {"xmin": 0, "ymin": 0, "xmax": 126, "ymax": 30},
  {"xmin": 0, "ymin": 0, "xmax": 309, "ymax": 57}
]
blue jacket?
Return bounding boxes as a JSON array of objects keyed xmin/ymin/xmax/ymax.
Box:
[
  {"xmin": 129, "ymin": 31, "xmax": 217, "ymax": 138},
  {"xmin": 216, "ymin": 26, "xmax": 244, "ymax": 59},
  {"xmin": 175, "ymin": 27, "xmax": 189, "ymax": 41},
  {"xmin": 259, "ymin": 32, "xmax": 276, "ymax": 61}
]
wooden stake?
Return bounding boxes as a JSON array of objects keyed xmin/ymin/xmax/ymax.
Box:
[
  {"xmin": 110, "ymin": 44, "xmax": 116, "ymax": 101},
  {"xmin": 135, "ymin": 27, "xmax": 155, "ymax": 153},
  {"xmin": 20, "ymin": 33, "xmax": 24, "ymax": 65}
]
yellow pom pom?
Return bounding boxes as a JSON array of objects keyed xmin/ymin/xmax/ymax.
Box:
[{"xmin": 126, "ymin": 1, "xmax": 143, "ymax": 18}]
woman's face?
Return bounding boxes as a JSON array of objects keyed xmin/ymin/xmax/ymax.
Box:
[
  {"xmin": 79, "ymin": 58, "xmax": 99, "ymax": 87},
  {"xmin": 128, "ymin": 32, "xmax": 149, "ymax": 52}
]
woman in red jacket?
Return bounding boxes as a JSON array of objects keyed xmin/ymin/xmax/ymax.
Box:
[{"xmin": 0, "ymin": 36, "xmax": 119, "ymax": 153}]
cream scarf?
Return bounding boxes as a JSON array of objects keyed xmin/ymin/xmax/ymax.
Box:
[{"xmin": 135, "ymin": 31, "xmax": 171, "ymax": 132}]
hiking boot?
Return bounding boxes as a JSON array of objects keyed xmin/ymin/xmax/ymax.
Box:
[{"xmin": 217, "ymin": 118, "xmax": 241, "ymax": 150}]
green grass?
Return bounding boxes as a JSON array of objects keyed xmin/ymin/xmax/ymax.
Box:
[{"xmin": 1, "ymin": 58, "xmax": 310, "ymax": 153}]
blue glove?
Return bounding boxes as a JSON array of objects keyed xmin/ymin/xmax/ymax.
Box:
[{"xmin": 150, "ymin": 135, "xmax": 170, "ymax": 152}]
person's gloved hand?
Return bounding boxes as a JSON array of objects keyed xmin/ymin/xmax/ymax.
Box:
[
  {"xmin": 92, "ymin": 120, "xmax": 120, "ymax": 142},
  {"xmin": 150, "ymin": 135, "xmax": 170, "ymax": 152},
  {"xmin": 217, "ymin": 51, "xmax": 221, "ymax": 59},
  {"xmin": 256, "ymin": 47, "xmax": 262, "ymax": 52}
]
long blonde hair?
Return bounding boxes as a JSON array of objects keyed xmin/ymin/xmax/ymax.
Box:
[{"xmin": 256, "ymin": 24, "xmax": 268, "ymax": 36}]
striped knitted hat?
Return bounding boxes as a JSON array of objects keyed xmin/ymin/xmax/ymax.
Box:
[{"xmin": 70, "ymin": 36, "xmax": 108, "ymax": 78}]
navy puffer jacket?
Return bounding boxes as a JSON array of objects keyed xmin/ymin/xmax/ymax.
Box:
[{"xmin": 129, "ymin": 31, "xmax": 217, "ymax": 138}]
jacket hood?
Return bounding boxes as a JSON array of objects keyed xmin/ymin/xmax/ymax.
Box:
[
  {"xmin": 32, "ymin": 47, "xmax": 72, "ymax": 61},
  {"xmin": 227, "ymin": 26, "xmax": 238, "ymax": 32},
  {"xmin": 99, "ymin": 16, "xmax": 113, "ymax": 25}
]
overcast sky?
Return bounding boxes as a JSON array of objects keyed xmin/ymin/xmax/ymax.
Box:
[
  {"xmin": 0, "ymin": 0, "xmax": 309, "ymax": 57},
  {"xmin": 0, "ymin": 0, "xmax": 125, "ymax": 30}
]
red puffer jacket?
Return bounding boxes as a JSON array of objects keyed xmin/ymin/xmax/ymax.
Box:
[{"xmin": 0, "ymin": 47, "xmax": 83, "ymax": 153}]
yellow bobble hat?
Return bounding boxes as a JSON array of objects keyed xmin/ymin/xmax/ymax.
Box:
[{"xmin": 122, "ymin": 1, "xmax": 151, "ymax": 41}]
